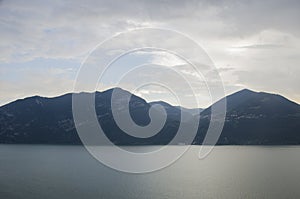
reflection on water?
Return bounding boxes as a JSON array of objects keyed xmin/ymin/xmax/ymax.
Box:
[{"xmin": 0, "ymin": 145, "xmax": 300, "ymax": 199}]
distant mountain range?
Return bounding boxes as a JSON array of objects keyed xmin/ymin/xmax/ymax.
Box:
[{"xmin": 1, "ymin": 88, "xmax": 300, "ymax": 145}]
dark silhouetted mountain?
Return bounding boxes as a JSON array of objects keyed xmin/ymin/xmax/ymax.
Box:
[
  {"xmin": 196, "ymin": 89, "xmax": 300, "ymax": 145},
  {"xmin": 0, "ymin": 88, "xmax": 300, "ymax": 145},
  {"xmin": 0, "ymin": 88, "xmax": 180, "ymax": 145}
]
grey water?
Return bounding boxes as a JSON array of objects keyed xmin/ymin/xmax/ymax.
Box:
[{"xmin": 1, "ymin": 145, "xmax": 300, "ymax": 199}]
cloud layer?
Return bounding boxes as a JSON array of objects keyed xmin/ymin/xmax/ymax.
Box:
[{"xmin": 1, "ymin": 0, "xmax": 300, "ymax": 107}]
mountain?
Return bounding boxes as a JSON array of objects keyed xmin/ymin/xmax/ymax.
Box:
[
  {"xmin": 149, "ymin": 101, "xmax": 201, "ymax": 122},
  {"xmin": 0, "ymin": 88, "xmax": 300, "ymax": 145},
  {"xmin": 0, "ymin": 88, "xmax": 181, "ymax": 145},
  {"xmin": 196, "ymin": 89, "xmax": 300, "ymax": 145},
  {"xmin": 175, "ymin": 106, "xmax": 203, "ymax": 116}
]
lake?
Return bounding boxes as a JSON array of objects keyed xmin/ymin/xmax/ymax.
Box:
[{"xmin": 0, "ymin": 145, "xmax": 300, "ymax": 199}]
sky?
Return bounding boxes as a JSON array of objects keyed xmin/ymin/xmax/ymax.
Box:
[{"xmin": 1, "ymin": 0, "xmax": 300, "ymax": 108}]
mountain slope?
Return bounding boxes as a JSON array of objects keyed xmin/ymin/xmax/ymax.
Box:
[
  {"xmin": 196, "ymin": 89, "xmax": 300, "ymax": 145},
  {"xmin": 0, "ymin": 88, "xmax": 181, "ymax": 145},
  {"xmin": 0, "ymin": 88, "xmax": 300, "ymax": 145}
]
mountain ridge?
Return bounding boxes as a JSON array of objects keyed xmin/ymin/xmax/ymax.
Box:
[{"xmin": 1, "ymin": 88, "xmax": 300, "ymax": 145}]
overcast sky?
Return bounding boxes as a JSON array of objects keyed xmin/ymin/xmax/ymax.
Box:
[{"xmin": 1, "ymin": 0, "xmax": 300, "ymax": 108}]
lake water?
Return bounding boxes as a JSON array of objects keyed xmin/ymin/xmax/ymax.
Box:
[{"xmin": 1, "ymin": 145, "xmax": 300, "ymax": 199}]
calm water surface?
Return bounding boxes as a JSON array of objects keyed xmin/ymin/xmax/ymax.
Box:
[{"xmin": 0, "ymin": 145, "xmax": 300, "ymax": 199}]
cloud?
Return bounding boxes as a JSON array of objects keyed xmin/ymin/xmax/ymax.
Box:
[
  {"xmin": 1, "ymin": 0, "xmax": 299, "ymax": 62},
  {"xmin": 0, "ymin": 58, "xmax": 77, "ymax": 105},
  {"xmin": 1, "ymin": 0, "xmax": 300, "ymax": 107},
  {"xmin": 230, "ymin": 44, "xmax": 285, "ymax": 50}
]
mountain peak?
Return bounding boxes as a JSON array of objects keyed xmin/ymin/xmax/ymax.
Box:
[
  {"xmin": 237, "ymin": 88, "xmax": 256, "ymax": 94},
  {"xmin": 102, "ymin": 87, "xmax": 132, "ymax": 95},
  {"xmin": 1, "ymin": 87, "xmax": 300, "ymax": 145}
]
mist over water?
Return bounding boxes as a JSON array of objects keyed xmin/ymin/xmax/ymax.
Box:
[{"xmin": 0, "ymin": 145, "xmax": 300, "ymax": 199}]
